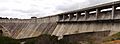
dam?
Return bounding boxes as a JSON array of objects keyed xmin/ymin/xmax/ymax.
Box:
[{"xmin": 0, "ymin": 1, "xmax": 120, "ymax": 44}]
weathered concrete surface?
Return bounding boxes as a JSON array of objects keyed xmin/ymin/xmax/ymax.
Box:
[
  {"xmin": 1, "ymin": 20, "xmax": 120, "ymax": 40},
  {"xmin": 0, "ymin": 25, "xmax": 11, "ymax": 37},
  {"xmin": 0, "ymin": 23, "xmax": 57, "ymax": 39},
  {"xmin": 59, "ymin": 31, "xmax": 110, "ymax": 44},
  {"xmin": 16, "ymin": 31, "xmax": 110, "ymax": 44},
  {"xmin": 52, "ymin": 22, "xmax": 120, "ymax": 36}
]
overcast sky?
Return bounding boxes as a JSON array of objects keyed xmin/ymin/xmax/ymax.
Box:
[{"xmin": 0, "ymin": 0, "xmax": 119, "ymax": 19}]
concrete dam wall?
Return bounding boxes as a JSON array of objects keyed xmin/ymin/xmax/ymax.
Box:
[
  {"xmin": 1, "ymin": 20, "xmax": 120, "ymax": 39},
  {"xmin": 0, "ymin": 23, "xmax": 57, "ymax": 39},
  {"xmin": 52, "ymin": 22, "xmax": 120, "ymax": 36},
  {"xmin": 0, "ymin": 2, "xmax": 120, "ymax": 44}
]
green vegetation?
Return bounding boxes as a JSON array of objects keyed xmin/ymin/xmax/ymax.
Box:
[
  {"xmin": 103, "ymin": 32, "xmax": 120, "ymax": 42},
  {"xmin": 0, "ymin": 35, "xmax": 59, "ymax": 44},
  {"xmin": 0, "ymin": 34, "xmax": 98, "ymax": 44},
  {"xmin": 24, "ymin": 38, "xmax": 37, "ymax": 44},
  {"xmin": 1, "ymin": 33, "xmax": 113, "ymax": 44},
  {"xmin": 0, "ymin": 36, "xmax": 20, "ymax": 44},
  {"xmin": 101, "ymin": 32, "xmax": 120, "ymax": 44},
  {"xmin": 24, "ymin": 34, "xmax": 58, "ymax": 44}
]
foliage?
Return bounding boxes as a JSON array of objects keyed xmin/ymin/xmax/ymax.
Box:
[
  {"xmin": 25, "ymin": 34, "xmax": 58, "ymax": 44},
  {"xmin": 0, "ymin": 36, "xmax": 20, "ymax": 44},
  {"xmin": 103, "ymin": 32, "xmax": 120, "ymax": 43}
]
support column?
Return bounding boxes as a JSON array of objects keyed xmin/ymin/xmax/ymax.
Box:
[
  {"xmin": 112, "ymin": 5, "xmax": 116, "ymax": 19},
  {"xmin": 85, "ymin": 11, "xmax": 89, "ymax": 20},
  {"xmin": 96, "ymin": 9, "xmax": 101, "ymax": 19},
  {"xmin": 63, "ymin": 15, "xmax": 65, "ymax": 21},
  {"xmin": 69, "ymin": 14, "xmax": 74, "ymax": 21},
  {"xmin": 76, "ymin": 12, "xmax": 81, "ymax": 20}
]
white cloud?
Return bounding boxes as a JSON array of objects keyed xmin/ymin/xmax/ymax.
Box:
[{"xmin": 0, "ymin": 0, "xmax": 118, "ymax": 19}]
